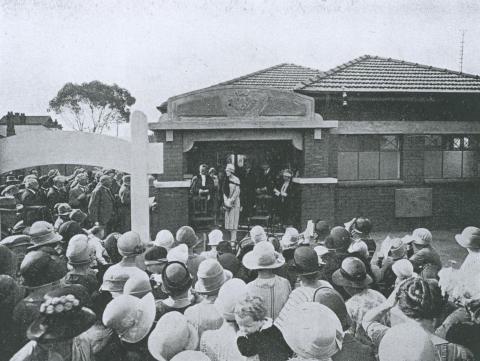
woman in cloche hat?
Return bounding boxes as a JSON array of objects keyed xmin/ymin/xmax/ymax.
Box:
[{"xmin": 222, "ymin": 163, "xmax": 241, "ymax": 244}]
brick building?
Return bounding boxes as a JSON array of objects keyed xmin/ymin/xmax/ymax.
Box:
[
  {"xmin": 148, "ymin": 56, "xmax": 480, "ymax": 232},
  {"xmin": 0, "ymin": 112, "xmax": 62, "ymax": 138}
]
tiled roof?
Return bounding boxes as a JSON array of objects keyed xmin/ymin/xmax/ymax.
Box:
[
  {"xmin": 214, "ymin": 63, "xmax": 323, "ymax": 90},
  {"xmin": 157, "ymin": 63, "xmax": 323, "ymax": 112},
  {"xmin": 0, "ymin": 113, "xmax": 62, "ymax": 129},
  {"xmin": 298, "ymin": 55, "xmax": 480, "ymax": 93}
]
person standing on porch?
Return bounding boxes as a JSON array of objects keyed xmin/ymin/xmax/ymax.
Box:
[{"xmin": 223, "ymin": 164, "xmax": 241, "ymax": 244}]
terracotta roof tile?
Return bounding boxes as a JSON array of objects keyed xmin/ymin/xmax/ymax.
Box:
[
  {"xmin": 298, "ymin": 55, "xmax": 480, "ymax": 93},
  {"xmin": 214, "ymin": 63, "xmax": 323, "ymax": 89}
]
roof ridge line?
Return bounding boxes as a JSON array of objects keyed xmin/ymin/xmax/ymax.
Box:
[
  {"xmin": 297, "ymin": 55, "xmax": 371, "ymax": 89},
  {"xmin": 370, "ymin": 55, "xmax": 480, "ymax": 80}
]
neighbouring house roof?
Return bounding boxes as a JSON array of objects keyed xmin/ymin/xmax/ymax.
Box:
[
  {"xmin": 297, "ymin": 55, "xmax": 480, "ymax": 93},
  {"xmin": 157, "ymin": 63, "xmax": 323, "ymax": 112},
  {"xmin": 0, "ymin": 113, "xmax": 62, "ymax": 129},
  {"xmin": 0, "ymin": 125, "xmax": 56, "ymax": 137}
]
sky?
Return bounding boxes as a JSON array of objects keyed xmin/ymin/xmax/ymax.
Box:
[{"xmin": 1, "ymin": 0, "xmax": 480, "ymax": 137}]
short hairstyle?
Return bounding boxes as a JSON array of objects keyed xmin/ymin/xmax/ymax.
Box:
[{"xmin": 234, "ymin": 295, "xmax": 266, "ymax": 321}]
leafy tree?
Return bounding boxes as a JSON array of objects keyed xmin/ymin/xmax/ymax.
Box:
[{"xmin": 49, "ymin": 81, "xmax": 136, "ymax": 134}]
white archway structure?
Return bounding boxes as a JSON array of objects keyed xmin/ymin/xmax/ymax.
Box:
[{"xmin": 0, "ymin": 111, "xmax": 163, "ymax": 243}]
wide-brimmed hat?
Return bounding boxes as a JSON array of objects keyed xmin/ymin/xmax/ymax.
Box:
[
  {"xmin": 208, "ymin": 229, "xmax": 223, "ymax": 246},
  {"xmin": 455, "ymin": 226, "xmax": 480, "ymax": 249},
  {"xmin": 27, "ymin": 285, "xmax": 95, "ymax": 343},
  {"xmin": 161, "ymin": 261, "xmax": 192, "ymax": 294},
  {"xmin": 69, "ymin": 209, "xmax": 88, "ymax": 224},
  {"xmin": 66, "ymin": 234, "xmax": 93, "ymax": 265},
  {"xmin": 154, "ymin": 229, "xmax": 175, "ymax": 250},
  {"xmin": 148, "ymin": 311, "xmax": 199, "ymax": 361},
  {"xmin": 282, "ymin": 169, "xmax": 293, "ymax": 177},
  {"xmin": 176, "ymin": 226, "xmax": 201, "ymax": 249},
  {"xmin": 411, "ymin": 228, "xmax": 432, "ymax": 246},
  {"xmin": 294, "ymin": 246, "xmax": 320, "ymax": 276},
  {"xmin": 242, "ymin": 241, "xmax": 285, "ymax": 270},
  {"xmin": 195, "ymin": 259, "xmax": 232, "ymax": 295},
  {"xmin": 313, "ymin": 287, "xmax": 351, "ymax": 331},
  {"xmin": 214, "ymin": 278, "xmax": 247, "ymax": 321},
  {"xmin": 282, "ymin": 302, "xmax": 343, "ymax": 360},
  {"xmin": 281, "ymin": 227, "xmax": 299, "ymax": 250},
  {"xmin": 167, "ymin": 244, "xmax": 189, "ymax": 264},
  {"xmin": 0, "ymin": 234, "xmax": 32, "ymax": 250},
  {"xmin": 27, "ymin": 221, "xmax": 63, "ymax": 250},
  {"xmin": 332, "ymin": 257, "xmax": 372, "ymax": 289},
  {"xmin": 123, "ymin": 271, "xmax": 153, "ymax": 298},
  {"xmin": 388, "ymin": 238, "xmax": 406, "ymax": 260},
  {"xmin": 57, "ymin": 203, "xmax": 72, "ymax": 216},
  {"xmin": 117, "ymin": 231, "xmax": 144, "ymax": 256},
  {"xmin": 103, "ymin": 293, "xmax": 156, "ymax": 344}
]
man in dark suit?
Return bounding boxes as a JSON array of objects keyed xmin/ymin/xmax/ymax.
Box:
[
  {"xmin": 239, "ymin": 159, "xmax": 257, "ymax": 218},
  {"xmin": 68, "ymin": 172, "xmax": 90, "ymax": 212},
  {"xmin": 255, "ymin": 162, "xmax": 276, "ymax": 197},
  {"xmin": 190, "ymin": 164, "xmax": 215, "ymax": 214},
  {"xmin": 46, "ymin": 176, "xmax": 68, "ymax": 215},
  {"xmin": 88, "ymin": 175, "xmax": 116, "ymax": 234},
  {"xmin": 273, "ymin": 169, "xmax": 297, "ymax": 226},
  {"xmin": 19, "ymin": 178, "xmax": 47, "ymax": 225}
]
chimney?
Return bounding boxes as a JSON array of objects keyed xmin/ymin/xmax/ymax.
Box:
[
  {"xmin": 20, "ymin": 113, "xmax": 26, "ymax": 124},
  {"xmin": 6, "ymin": 112, "xmax": 15, "ymax": 137}
]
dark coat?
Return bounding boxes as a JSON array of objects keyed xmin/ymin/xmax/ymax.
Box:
[
  {"xmin": 68, "ymin": 184, "xmax": 90, "ymax": 212},
  {"xmin": 88, "ymin": 185, "xmax": 116, "ymax": 226},
  {"xmin": 46, "ymin": 186, "xmax": 68, "ymax": 212},
  {"xmin": 256, "ymin": 169, "xmax": 276, "ymax": 194},
  {"xmin": 237, "ymin": 323, "xmax": 293, "ymax": 361},
  {"xmin": 19, "ymin": 188, "xmax": 44, "ymax": 207},
  {"xmin": 190, "ymin": 174, "xmax": 215, "ymax": 196}
]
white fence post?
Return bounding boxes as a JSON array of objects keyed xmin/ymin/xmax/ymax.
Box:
[{"xmin": 130, "ymin": 111, "xmax": 150, "ymax": 244}]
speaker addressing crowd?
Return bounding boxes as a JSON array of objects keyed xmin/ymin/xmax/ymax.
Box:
[{"xmin": 1, "ymin": 168, "xmax": 480, "ymax": 361}]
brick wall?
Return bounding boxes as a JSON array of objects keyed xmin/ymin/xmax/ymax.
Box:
[
  {"xmin": 302, "ymin": 130, "xmax": 330, "ymax": 177},
  {"xmin": 152, "ymin": 130, "xmax": 184, "ymax": 181},
  {"xmin": 298, "ymin": 184, "xmax": 335, "ymax": 228},
  {"xmin": 150, "ymin": 186, "xmax": 189, "ymax": 236}
]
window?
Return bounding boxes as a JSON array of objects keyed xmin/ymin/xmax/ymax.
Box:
[
  {"xmin": 424, "ymin": 135, "xmax": 480, "ymax": 179},
  {"xmin": 337, "ymin": 135, "xmax": 401, "ymax": 181}
]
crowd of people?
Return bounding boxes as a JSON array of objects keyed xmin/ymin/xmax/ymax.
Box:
[
  {"xmin": 0, "ymin": 167, "xmax": 132, "ymax": 236},
  {"xmin": 190, "ymin": 162, "xmax": 298, "ymax": 242},
  {"xmin": 1, "ymin": 168, "xmax": 480, "ymax": 361}
]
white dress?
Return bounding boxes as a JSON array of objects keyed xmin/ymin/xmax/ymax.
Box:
[{"xmin": 224, "ymin": 175, "xmax": 240, "ymax": 231}]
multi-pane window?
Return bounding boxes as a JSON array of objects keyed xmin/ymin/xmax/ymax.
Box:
[
  {"xmin": 424, "ymin": 135, "xmax": 479, "ymax": 179},
  {"xmin": 337, "ymin": 135, "xmax": 401, "ymax": 181}
]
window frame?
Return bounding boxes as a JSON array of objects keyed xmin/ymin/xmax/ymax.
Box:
[{"xmin": 337, "ymin": 135, "xmax": 402, "ymax": 181}]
